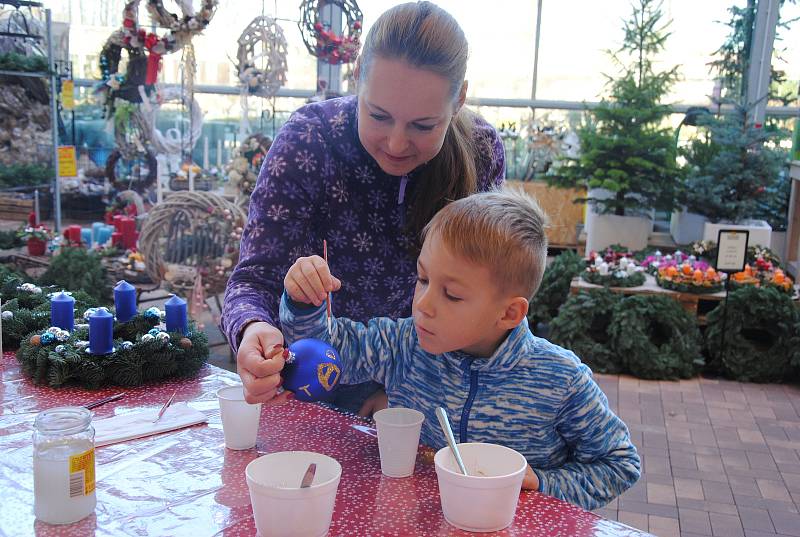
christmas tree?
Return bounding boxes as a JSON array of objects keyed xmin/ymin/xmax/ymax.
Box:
[
  {"xmin": 549, "ymin": 0, "xmax": 680, "ymax": 216},
  {"xmin": 681, "ymin": 1, "xmax": 791, "ymax": 225}
]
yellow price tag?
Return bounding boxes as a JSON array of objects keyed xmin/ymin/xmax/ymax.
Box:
[
  {"xmin": 62, "ymin": 79, "xmax": 74, "ymax": 110},
  {"xmin": 57, "ymin": 145, "xmax": 78, "ymax": 177}
]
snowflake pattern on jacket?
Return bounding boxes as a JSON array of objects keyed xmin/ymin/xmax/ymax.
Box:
[{"xmin": 221, "ymin": 95, "xmax": 505, "ymax": 357}]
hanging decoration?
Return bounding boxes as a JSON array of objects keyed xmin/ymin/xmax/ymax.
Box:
[
  {"xmin": 105, "ymin": 148, "xmax": 158, "ymax": 193},
  {"xmin": 298, "ymin": 0, "xmax": 362, "ymax": 65},
  {"xmin": 225, "ymin": 133, "xmax": 272, "ymax": 203},
  {"xmin": 138, "ymin": 192, "xmax": 246, "ymax": 297},
  {"xmin": 137, "ymin": 85, "xmax": 204, "ymax": 156},
  {"xmin": 236, "ymin": 16, "xmax": 289, "ymax": 99}
]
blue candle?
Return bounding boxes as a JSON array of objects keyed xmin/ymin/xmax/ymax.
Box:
[
  {"xmin": 91, "ymin": 222, "xmax": 104, "ymax": 243},
  {"xmin": 114, "ymin": 280, "xmax": 137, "ymax": 322},
  {"xmin": 80, "ymin": 228, "xmax": 92, "ymax": 247},
  {"xmin": 96, "ymin": 226, "xmax": 112, "ymax": 246},
  {"xmin": 165, "ymin": 294, "xmax": 188, "ymax": 335},
  {"xmin": 89, "ymin": 307, "xmax": 114, "ymax": 354},
  {"xmin": 50, "ymin": 292, "xmax": 75, "ymax": 332}
]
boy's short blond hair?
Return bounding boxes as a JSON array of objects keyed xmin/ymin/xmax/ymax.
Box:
[{"xmin": 421, "ymin": 188, "xmax": 549, "ymax": 301}]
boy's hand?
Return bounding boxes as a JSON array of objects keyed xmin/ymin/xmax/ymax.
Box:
[
  {"xmin": 284, "ymin": 255, "xmax": 342, "ymax": 307},
  {"xmin": 522, "ymin": 465, "xmax": 539, "ymax": 490}
]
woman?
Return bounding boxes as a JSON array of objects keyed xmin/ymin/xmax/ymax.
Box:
[{"xmin": 221, "ymin": 1, "xmax": 505, "ymax": 413}]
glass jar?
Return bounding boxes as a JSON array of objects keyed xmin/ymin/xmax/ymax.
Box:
[{"xmin": 33, "ymin": 406, "xmax": 96, "ymax": 524}]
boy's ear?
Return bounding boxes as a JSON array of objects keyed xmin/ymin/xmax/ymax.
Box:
[{"xmin": 499, "ymin": 296, "xmax": 528, "ymax": 329}]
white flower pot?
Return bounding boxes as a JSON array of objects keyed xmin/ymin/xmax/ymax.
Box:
[
  {"xmin": 703, "ymin": 219, "xmax": 772, "ymax": 249},
  {"xmin": 770, "ymin": 231, "xmax": 787, "ymax": 260},
  {"xmin": 670, "ymin": 208, "xmax": 708, "ymax": 245},
  {"xmin": 585, "ymin": 188, "xmax": 652, "ymax": 251}
]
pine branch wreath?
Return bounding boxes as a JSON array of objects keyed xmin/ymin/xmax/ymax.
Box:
[
  {"xmin": 704, "ymin": 286, "xmax": 800, "ymax": 382},
  {"xmin": 609, "ymin": 294, "xmax": 703, "ymax": 380},
  {"xmin": 581, "ymin": 269, "xmax": 646, "ymax": 288},
  {"xmin": 549, "ymin": 288, "xmax": 624, "ymax": 374},
  {"xmin": 16, "ymin": 315, "xmax": 209, "ymax": 389},
  {"xmin": 528, "ymin": 250, "xmax": 584, "ymax": 325}
]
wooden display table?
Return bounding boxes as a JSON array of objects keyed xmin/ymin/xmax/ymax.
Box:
[{"xmin": 570, "ymin": 273, "xmax": 727, "ymax": 324}]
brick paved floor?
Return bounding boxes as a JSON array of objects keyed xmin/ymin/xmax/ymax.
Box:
[{"xmin": 591, "ymin": 374, "xmax": 800, "ymax": 537}]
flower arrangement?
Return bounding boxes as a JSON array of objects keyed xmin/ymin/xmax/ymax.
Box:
[
  {"xmin": 582, "ymin": 250, "xmax": 646, "ymax": 288},
  {"xmin": 18, "ymin": 226, "xmax": 53, "ymax": 242},
  {"xmin": 656, "ymin": 261, "xmax": 723, "ymax": 294},
  {"xmin": 731, "ymin": 259, "xmax": 794, "ymax": 295}
]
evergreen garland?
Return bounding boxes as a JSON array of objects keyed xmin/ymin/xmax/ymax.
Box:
[
  {"xmin": 656, "ymin": 273, "xmax": 723, "ymax": 294},
  {"xmin": 16, "ymin": 316, "xmax": 209, "ymax": 389},
  {"xmin": 528, "ymin": 250, "xmax": 584, "ymax": 325},
  {"xmin": 581, "ymin": 269, "xmax": 646, "ymax": 288},
  {"xmin": 1, "ymin": 277, "xmax": 98, "ymax": 348},
  {"xmin": 39, "ymin": 247, "xmax": 112, "ymax": 303},
  {"xmin": 704, "ymin": 286, "xmax": 800, "ymax": 382},
  {"xmin": 609, "ymin": 294, "xmax": 703, "ymax": 380},
  {"xmin": 549, "ymin": 289, "xmax": 623, "ymax": 374}
]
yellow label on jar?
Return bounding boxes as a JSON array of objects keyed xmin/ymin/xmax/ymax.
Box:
[{"xmin": 68, "ymin": 448, "xmax": 95, "ymax": 496}]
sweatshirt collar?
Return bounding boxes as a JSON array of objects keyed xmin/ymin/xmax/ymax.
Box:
[{"xmin": 442, "ymin": 317, "xmax": 532, "ymax": 374}]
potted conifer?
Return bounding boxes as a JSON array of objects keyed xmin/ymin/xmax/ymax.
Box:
[{"xmin": 549, "ymin": 0, "xmax": 680, "ymax": 252}]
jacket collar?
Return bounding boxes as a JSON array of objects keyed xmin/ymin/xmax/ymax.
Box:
[{"xmin": 441, "ymin": 317, "xmax": 533, "ymax": 374}]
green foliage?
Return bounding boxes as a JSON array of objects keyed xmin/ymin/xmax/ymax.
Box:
[
  {"xmin": 704, "ymin": 286, "xmax": 800, "ymax": 382},
  {"xmin": 39, "ymin": 247, "xmax": 111, "ymax": 303},
  {"xmin": 680, "ymin": 109, "xmax": 788, "ymax": 224},
  {"xmin": 0, "ymin": 276, "xmax": 98, "ymax": 348},
  {"xmin": 549, "ymin": 0, "xmax": 681, "ymax": 216},
  {"xmin": 581, "ymin": 269, "xmax": 646, "ymax": 288},
  {"xmin": 0, "ymin": 230, "xmax": 24, "ymax": 250},
  {"xmin": 609, "ymin": 294, "xmax": 703, "ymax": 380},
  {"xmin": 16, "ymin": 323, "xmax": 209, "ymax": 389},
  {"xmin": 549, "ymin": 289, "xmax": 623, "ymax": 374},
  {"xmin": 0, "ymin": 52, "xmax": 48, "ymax": 73},
  {"xmin": 0, "ymin": 163, "xmax": 53, "ymax": 189},
  {"xmin": 528, "ymin": 250, "xmax": 584, "ymax": 324}
]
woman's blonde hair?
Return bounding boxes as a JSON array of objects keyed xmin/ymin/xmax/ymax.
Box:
[
  {"xmin": 422, "ymin": 189, "xmax": 549, "ymax": 301},
  {"xmin": 359, "ymin": 1, "xmax": 490, "ymax": 246}
]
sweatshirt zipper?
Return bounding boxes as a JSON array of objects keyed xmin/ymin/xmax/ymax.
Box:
[{"xmin": 460, "ymin": 368, "xmax": 479, "ymax": 443}]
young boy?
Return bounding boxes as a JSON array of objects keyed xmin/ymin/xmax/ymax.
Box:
[{"xmin": 276, "ymin": 189, "xmax": 640, "ymax": 511}]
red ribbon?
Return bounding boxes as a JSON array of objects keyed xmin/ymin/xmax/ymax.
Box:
[{"xmin": 144, "ymin": 33, "xmax": 162, "ymax": 85}]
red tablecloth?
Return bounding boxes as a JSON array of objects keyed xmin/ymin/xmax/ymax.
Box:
[{"xmin": 0, "ymin": 352, "xmax": 651, "ymax": 536}]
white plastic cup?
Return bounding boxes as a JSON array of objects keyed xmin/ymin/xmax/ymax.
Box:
[
  {"xmin": 434, "ymin": 442, "xmax": 527, "ymax": 532},
  {"xmin": 373, "ymin": 407, "xmax": 425, "ymax": 478},
  {"xmin": 217, "ymin": 385, "xmax": 262, "ymax": 450},
  {"xmin": 246, "ymin": 451, "xmax": 342, "ymax": 537}
]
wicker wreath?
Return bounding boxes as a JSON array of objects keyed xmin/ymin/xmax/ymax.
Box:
[
  {"xmin": 237, "ymin": 16, "xmax": 288, "ymax": 99},
  {"xmin": 138, "ymin": 85, "xmax": 204, "ymax": 155},
  {"xmin": 226, "ymin": 133, "xmax": 272, "ymax": 202},
  {"xmin": 705, "ymin": 286, "xmax": 800, "ymax": 382},
  {"xmin": 139, "ymin": 192, "xmax": 246, "ymax": 296},
  {"xmin": 106, "ymin": 148, "xmax": 158, "ymax": 193},
  {"xmin": 298, "ymin": 0, "xmax": 362, "ymax": 64},
  {"xmin": 609, "ymin": 294, "xmax": 703, "ymax": 380}
]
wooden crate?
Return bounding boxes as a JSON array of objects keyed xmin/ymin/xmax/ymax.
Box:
[
  {"xmin": 570, "ymin": 273, "xmax": 727, "ymax": 325},
  {"xmin": 506, "ymin": 180, "xmax": 584, "ymax": 249},
  {"xmin": 0, "ymin": 192, "xmax": 51, "ymax": 222}
]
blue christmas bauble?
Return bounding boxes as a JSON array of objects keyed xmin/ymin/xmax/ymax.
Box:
[{"xmin": 282, "ymin": 338, "xmax": 342, "ymax": 402}]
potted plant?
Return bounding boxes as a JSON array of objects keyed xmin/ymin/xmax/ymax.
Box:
[
  {"xmin": 18, "ymin": 226, "xmax": 52, "ymax": 256},
  {"xmin": 549, "ymin": 0, "xmax": 680, "ymax": 252}
]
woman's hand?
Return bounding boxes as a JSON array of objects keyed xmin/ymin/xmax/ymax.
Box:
[
  {"xmin": 284, "ymin": 255, "xmax": 342, "ymax": 306},
  {"xmin": 357, "ymin": 389, "xmax": 389, "ymax": 418},
  {"xmin": 236, "ymin": 321, "xmax": 293, "ymax": 404},
  {"xmin": 522, "ymin": 465, "xmax": 540, "ymax": 490}
]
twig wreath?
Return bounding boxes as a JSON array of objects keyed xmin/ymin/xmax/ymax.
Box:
[
  {"xmin": 298, "ymin": 0, "xmax": 362, "ymax": 64},
  {"xmin": 138, "ymin": 85, "xmax": 204, "ymax": 156},
  {"xmin": 138, "ymin": 192, "xmax": 247, "ymax": 296},
  {"xmin": 106, "ymin": 148, "xmax": 158, "ymax": 193},
  {"xmin": 237, "ymin": 16, "xmax": 288, "ymax": 98}
]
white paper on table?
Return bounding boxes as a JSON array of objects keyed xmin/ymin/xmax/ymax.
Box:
[{"xmin": 93, "ymin": 403, "xmax": 208, "ymax": 447}]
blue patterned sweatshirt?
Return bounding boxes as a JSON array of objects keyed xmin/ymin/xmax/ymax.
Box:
[
  {"xmin": 221, "ymin": 95, "xmax": 504, "ymax": 411},
  {"xmin": 280, "ymin": 294, "xmax": 641, "ymax": 511}
]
